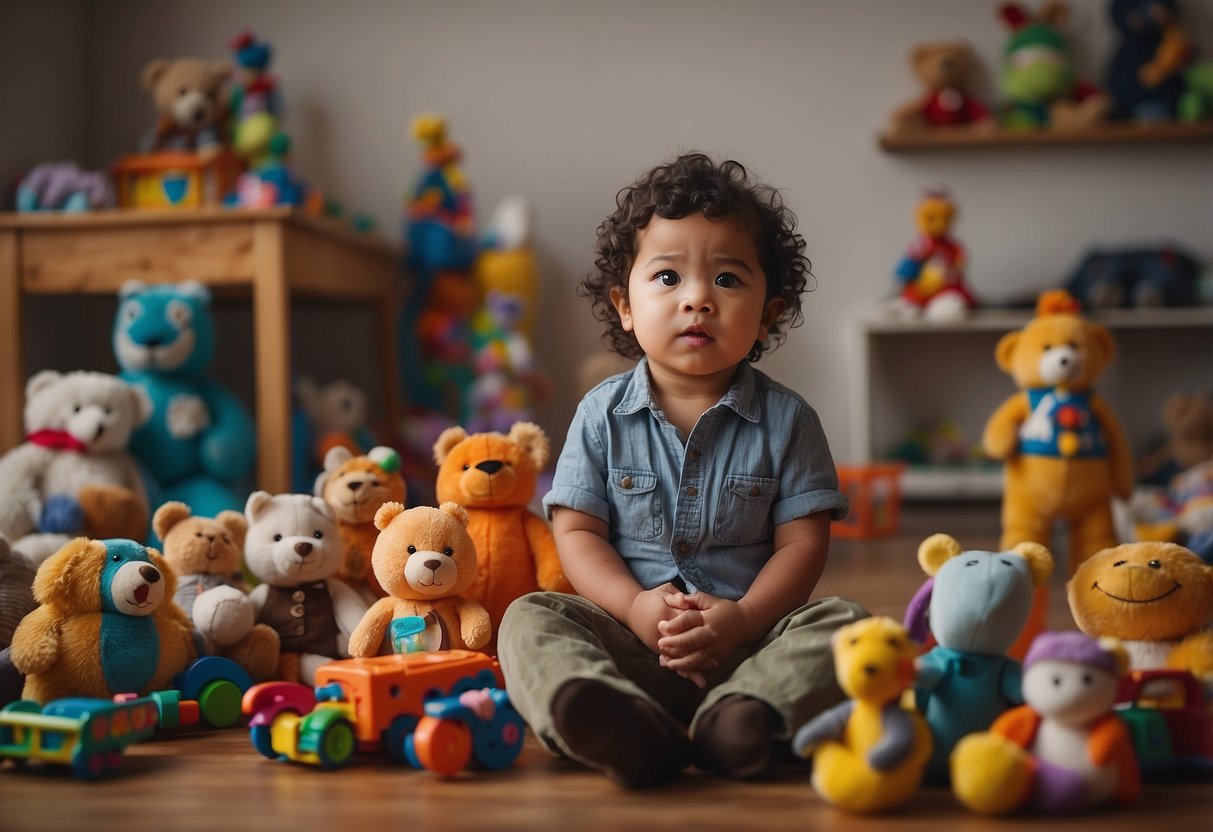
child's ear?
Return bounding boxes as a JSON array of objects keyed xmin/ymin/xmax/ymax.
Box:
[
  {"xmin": 759, "ymin": 297, "xmax": 785, "ymax": 341},
  {"xmin": 609, "ymin": 286, "xmax": 633, "ymax": 332}
]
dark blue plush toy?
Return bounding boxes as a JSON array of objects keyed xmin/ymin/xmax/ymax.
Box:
[
  {"xmin": 1106, "ymin": 0, "xmax": 1190, "ymax": 121},
  {"xmin": 1065, "ymin": 245, "xmax": 1200, "ymax": 309}
]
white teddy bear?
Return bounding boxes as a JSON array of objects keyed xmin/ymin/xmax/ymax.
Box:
[
  {"xmin": 0, "ymin": 370, "xmax": 151, "ymax": 566},
  {"xmin": 243, "ymin": 491, "xmax": 367, "ymax": 685}
]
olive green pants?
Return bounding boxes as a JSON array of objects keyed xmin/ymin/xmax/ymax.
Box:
[{"xmin": 497, "ymin": 592, "xmax": 868, "ymax": 762}]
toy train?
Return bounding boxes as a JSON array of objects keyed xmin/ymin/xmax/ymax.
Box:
[{"xmin": 242, "ymin": 649, "xmax": 524, "ymax": 775}]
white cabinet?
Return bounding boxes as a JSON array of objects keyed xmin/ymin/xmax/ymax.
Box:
[{"xmin": 850, "ymin": 307, "xmax": 1213, "ymax": 500}]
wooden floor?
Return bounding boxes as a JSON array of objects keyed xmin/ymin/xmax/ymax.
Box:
[{"xmin": 1, "ymin": 502, "xmax": 1209, "ymax": 831}]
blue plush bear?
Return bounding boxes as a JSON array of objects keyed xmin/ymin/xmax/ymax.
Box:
[
  {"xmin": 113, "ymin": 280, "xmax": 255, "ymax": 522},
  {"xmin": 903, "ymin": 533, "xmax": 1054, "ymax": 784}
]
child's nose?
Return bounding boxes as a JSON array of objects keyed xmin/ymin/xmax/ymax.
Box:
[{"xmin": 681, "ymin": 285, "xmax": 714, "ymax": 313}]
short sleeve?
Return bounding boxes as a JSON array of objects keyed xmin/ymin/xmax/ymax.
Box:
[
  {"xmin": 771, "ymin": 400, "xmax": 849, "ymax": 524},
  {"xmin": 542, "ymin": 398, "xmax": 611, "ymax": 523}
]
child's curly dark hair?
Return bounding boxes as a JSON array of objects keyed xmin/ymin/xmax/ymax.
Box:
[{"xmin": 581, "ymin": 152, "xmax": 812, "ymax": 363}]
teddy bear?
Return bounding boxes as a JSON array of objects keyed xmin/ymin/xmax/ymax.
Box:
[
  {"xmin": 1067, "ymin": 541, "xmax": 1213, "ymax": 686},
  {"xmin": 152, "ymin": 501, "xmax": 280, "ymax": 681},
  {"xmin": 243, "ymin": 491, "xmax": 368, "ymax": 685},
  {"xmin": 982, "ymin": 290, "xmax": 1133, "ymax": 576},
  {"xmin": 792, "ymin": 617, "xmax": 932, "ymax": 814},
  {"xmin": 951, "ymin": 632, "xmax": 1140, "ymax": 815},
  {"xmin": 903, "ymin": 533, "xmax": 1054, "ymax": 784},
  {"xmin": 1138, "ymin": 392, "xmax": 1213, "ymax": 487},
  {"xmin": 348, "ymin": 501, "xmax": 491, "ymax": 657},
  {"xmin": 114, "ymin": 279, "xmax": 255, "ymax": 522},
  {"xmin": 9, "ymin": 537, "xmax": 197, "ymax": 703},
  {"xmin": 140, "ymin": 57, "xmax": 232, "ymax": 156},
  {"xmin": 997, "ymin": 2, "xmax": 1110, "ymax": 130},
  {"xmin": 0, "ymin": 370, "xmax": 152, "ymax": 567},
  {"xmin": 294, "ymin": 377, "xmax": 379, "ymax": 477},
  {"xmin": 433, "ymin": 422, "xmax": 573, "ymax": 653},
  {"xmin": 313, "ymin": 445, "xmax": 407, "ymax": 602},
  {"xmin": 888, "ymin": 41, "xmax": 993, "ymax": 134},
  {"xmin": 1106, "ymin": 0, "xmax": 1191, "ymax": 121}
]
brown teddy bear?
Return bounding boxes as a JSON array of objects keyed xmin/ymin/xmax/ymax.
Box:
[
  {"xmin": 140, "ymin": 57, "xmax": 232, "ymax": 156},
  {"xmin": 888, "ymin": 41, "xmax": 994, "ymax": 133},
  {"xmin": 10, "ymin": 537, "xmax": 196, "ymax": 703},
  {"xmin": 433, "ymin": 422, "xmax": 573, "ymax": 653},
  {"xmin": 153, "ymin": 502, "xmax": 279, "ymax": 681},
  {"xmin": 348, "ymin": 502, "xmax": 491, "ymax": 656},
  {"xmin": 313, "ymin": 445, "xmax": 407, "ymax": 601},
  {"xmin": 1067, "ymin": 541, "xmax": 1213, "ymax": 685},
  {"xmin": 1138, "ymin": 393, "xmax": 1213, "ymax": 485}
]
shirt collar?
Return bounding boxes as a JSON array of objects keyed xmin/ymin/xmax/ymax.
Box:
[{"xmin": 613, "ymin": 357, "xmax": 762, "ymax": 423}]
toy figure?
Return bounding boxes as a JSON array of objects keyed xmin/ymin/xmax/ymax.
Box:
[
  {"xmin": 1106, "ymin": 0, "xmax": 1192, "ymax": 121},
  {"xmin": 140, "ymin": 57, "xmax": 232, "ymax": 156},
  {"xmin": 294, "ymin": 377, "xmax": 379, "ymax": 470},
  {"xmin": 229, "ymin": 30, "xmax": 283, "ymax": 167},
  {"xmin": 952, "ymin": 632, "xmax": 1140, "ymax": 815},
  {"xmin": 888, "ymin": 42, "xmax": 994, "ymax": 133},
  {"xmin": 1065, "ymin": 245, "xmax": 1200, "ymax": 310},
  {"xmin": 792, "ymin": 617, "xmax": 932, "ymax": 814},
  {"xmin": 16, "ymin": 161, "xmax": 115, "ymax": 212},
  {"xmin": 891, "ymin": 189, "xmax": 976, "ymax": 320}
]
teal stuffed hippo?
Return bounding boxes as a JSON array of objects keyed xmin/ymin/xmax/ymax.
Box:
[
  {"xmin": 113, "ymin": 280, "xmax": 255, "ymax": 521},
  {"xmin": 905, "ymin": 533, "xmax": 1054, "ymax": 784}
]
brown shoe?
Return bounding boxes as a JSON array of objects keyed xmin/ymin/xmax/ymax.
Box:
[{"xmin": 692, "ymin": 694, "xmax": 779, "ymax": 779}]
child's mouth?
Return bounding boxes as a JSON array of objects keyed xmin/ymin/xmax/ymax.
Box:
[{"xmin": 680, "ymin": 326, "xmax": 713, "ymax": 346}]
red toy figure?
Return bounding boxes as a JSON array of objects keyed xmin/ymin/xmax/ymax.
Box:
[{"xmin": 892, "ymin": 189, "xmax": 977, "ymax": 320}]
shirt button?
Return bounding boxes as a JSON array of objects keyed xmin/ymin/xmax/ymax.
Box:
[
  {"xmin": 620, "ymin": 475, "xmax": 633, "ymax": 489},
  {"xmin": 749, "ymin": 486, "xmax": 761, "ymax": 497},
  {"xmin": 686, "ymin": 486, "xmax": 698, "ymax": 496},
  {"xmin": 690, "ymin": 448, "xmax": 701, "ymax": 460},
  {"xmin": 295, "ymin": 624, "xmax": 306, "ymax": 636},
  {"xmin": 290, "ymin": 604, "xmax": 305, "ymax": 618},
  {"xmin": 292, "ymin": 590, "xmax": 306, "ymax": 602}
]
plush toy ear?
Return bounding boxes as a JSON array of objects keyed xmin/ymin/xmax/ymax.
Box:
[
  {"xmin": 245, "ymin": 491, "xmax": 273, "ymax": 522},
  {"xmin": 309, "ymin": 496, "xmax": 334, "ymax": 521},
  {"xmin": 994, "ymin": 331, "xmax": 1021, "ymax": 374},
  {"xmin": 24, "ymin": 370, "xmax": 62, "ymax": 401},
  {"xmin": 207, "ymin": 61, "xmax": 233, "ymax": 90},
  {"xmin": 910, "ymin": 43, "xmax": 933, "ymax": 70},
  {"xmin": 1011, "ymin": 541, "xmax": 1054, "ymax": 587},
  {"xmin": 323, "ymin": 445, "xmax": 353, "ymax": 472},
  {"xmin": 152, "ymin": 501, "xmax": 193, "ymax": 542},
  {"xmin": 433, "ymin": 426, "xmax": 469, "ymax": 465},
  {"xmin": 141, "ymin": 59, "xmax": 171, "ymax": 91},
  {"xmin": 439, "ymin": 501, "xmax": 470, "ymax": 528},
  {"xmin": 119, "ymin": 279, "xmax": 147, "ymax": 300},
  {"xmin": 178, "ymin": 279, "xmax": 211, "ymax": 305},
  {"xmin": 1040, "ymin": 1, "xmax": 1069, "ymax": 28},
  {"xmin": 32, "ymin": 538, "xmax": 96, "ymax": 607},
  {"xmin": 999, "ymin": 3, "xmax": 1029, "ymax": 30},
  {"xmin": 917, "ymin": 533, "xmax": 963, "ymax": 576},
  {"xmin": 508, "ymin": 421, "xmax": 550, "ymax": 470},
  {"xmin": 215, "ymin": 511, "xmax": 248, "ymax": 549},
  {"xmin": 147, "ymin": 548, "xmax": 177, "ymax": 601},
  {"xmin": 129, "ymin": 384, "xmax": 153, "ymax": 427},
  {"xmin": 1088, "ymin": 323, "xmax": 1116, "ymax": 368},
  {"xmin": 374, "ymin": 501, "xmax": 405, "ymax": 531},
  {"xmin": 1098, "ymin": 637, "xmax": 1130, "ymax": 677}
]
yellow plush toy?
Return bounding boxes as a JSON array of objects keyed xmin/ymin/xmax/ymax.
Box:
[
  {"xmin": 791, "ymin": 617, "xmax": 932, "ymax": 814},
  {"xmin": 347, "ymin": 501, "xmax": 491, "ymax": 657},
  {"xmin": 1067, "ymin": 541, "xmax": 1213, "ymax": 685},
  {"xmin": 433, "ymin": 422, "xmax": 573, "ymax": 653}
]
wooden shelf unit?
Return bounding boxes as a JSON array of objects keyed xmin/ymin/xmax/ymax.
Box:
[
  {"xmin": 878, "ymin": 120, "xmax": 1213, "ymax": 152},
  {"xmin": 0, "ymin": 207, "xmax": 403, "ymax": 494}
]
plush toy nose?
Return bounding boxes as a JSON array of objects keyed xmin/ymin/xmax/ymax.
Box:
[
  {"xmin": 295, "ymin": 541, "xmax": 313, "ymax": 556},
  {"xmin": 93, "ymin": 423, "xmax": 106, "ymax": 441},
  {"xmin": 424, "ymin": 559, "xmax": 441, "ymax": 571},
  {"xmin": 139, "ymin": 564, "xmax": 161, "ymax": 583},
  {"xmin": 347, "ymin": 481, "xmax": 363, "ymax": 492},
  {"xmin": 862, "ymin": 664, "xmax": 878, "ymax": 677},
  {"xmin": 477, "ymin": 460, "xmax": 504, "ymax": 475}
]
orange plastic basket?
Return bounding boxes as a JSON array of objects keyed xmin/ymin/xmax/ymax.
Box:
[{"xmin": 831, "ymin": 463, "xmax": 905, "ymax": 539}]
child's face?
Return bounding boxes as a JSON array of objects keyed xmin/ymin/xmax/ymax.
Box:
[{"xmin": 610, "ymin": 213, "xmax": 784, "ymax": 386}]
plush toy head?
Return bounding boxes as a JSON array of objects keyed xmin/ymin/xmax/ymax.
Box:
[
  {"xmin": 314, "ymin": 446, "xmax": 406, "ymax": 525},
  {"xmin": 370, "ymin": 501, "xmax": 478, "ymax": 600},
  {"xmin": 917, "ymin": 533, "xmax": 1054, "ymax": 655},
  {"xmin": 0, "ymin": 534, "xmax": 36, "ymax": 647},
  {"xmin": 998, "ymin": 2, "xmax": 1077, "ymax": 104},
  {"xmin": 1161, "ymin": 393, "xmax": 1213, "ymax": 472},
  {"xmin": 153, "ymin": 501, "xmax": 247, "ymax": 579},
  {"xmin": 34, "ymin": 537, "xmax": 173, "ymax": 617},
  {"xmin": 295, "ymin": 378, "xmax": 368, "ymax": 435},
  {"xmin": 994, "ymin": 290, "xmax": 1115, "ymax": 393},
  {"xmin": 141, "ymin": 58, "xmax": 231, "ymax": 135},
  {"xmin": 433, "ymin": 422, "xmax": 549, "ymax": 509},
  {"xmin": 910, "ymin": 42, "xmax": 978, "ymax": 95},
  {"xmin": 1022, "ymin": 631, "xmax": 1128, "ymax": 726},
  {"xmin": 831, "ymin": 616, "xmax": 918, "ymax": 705},
  {"xmin": 243, "ymin": 492, "xmax": 341, "ymax": 587},
  {"xmin": 113, "ymin": 280, "xmax": 215, "ymax": 376},
  {"xmin": 1068, "ymin": 541, "xmax": 1213, "ymax": 642},
  {"xmin": 23, "ymin": 370, "xmax": 151, "ymax": 453},
  {"xmin": 915, "ymin": 189, "xmax": 956, "ymax": 238},
  {"xmin": 1109, "ymin": 0, "xmax": 1177, "ymax": 40}
]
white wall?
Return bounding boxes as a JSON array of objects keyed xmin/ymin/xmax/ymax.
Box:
[{"xmin": 10, "ymin": 0, "xmax": 1213, "ymax": 462}]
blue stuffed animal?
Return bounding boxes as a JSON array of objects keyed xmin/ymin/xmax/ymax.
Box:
[
  {"xmin": 904, "ymin": 533, "xmax": 1054, "ymax": 784},
  {"xmin": 113, "ymin": 280, "xmax": 255, "ymax": 521}
]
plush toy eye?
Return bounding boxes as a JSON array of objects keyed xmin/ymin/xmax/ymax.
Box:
[
  {"xmin": 221, "ymin": 536, "xmax": 230, "ymax": 544},
  {"xmin": 313, "ymin": 530, "xmax": 324, "ymax": 539},
  {"xmin": 462, "ymin": 464, "xmax": 470, "ymax": 471},
  {"xmin": 887, "ymin": 637, "xmax": 901, "ymax": 649},
  {"xmin": 999, "ymin": 559, "xmax": 1012, "ymax": 566},
  {"xmin": 369, "ymin": 478, "xmax": 380, "ymax": 487},
  {"xmin": 195, "ymin": 532, "xmax": 203, "ymax": 538},
  {"xmin": 121, "ymin": 301, "xmax": 142, "ymax": 324},
  {"xmin": 166, "ymin": 299, "xmax": 193, "ymax": 329},
  {"xmin": 1082, "ymin": 673, "xmax": 1093, "ymax": 685},
  {"xmin": 111, "ymin": 554, "xmax": 121, "ymax": 562},
  {"xmin": 1113, "ymin": 560, "xmax": 1126, "ymax": 567},
  {"xmin": 103, "ymin": 406, "xmax": 112, "ymax": 415},
  {"xmin": 73, "ymin": 404, "xmax": 81, "ymax": 413},
  {"xmin": 965, "ymin": 559, "xmax": 978, "ymax": 567},
  {"xmin": 273, "ymin": 534, "xmax": 282, "ymax": 542},
  {"xmin": 1148, "ymin": 560, "xmax": 1161, "ymax": 569},
  {"xmin": 443, "ymin": 547, "xmax": 453, "ymax": 556},
  {"xmin": 407, "ymin": 545, "xmax": 417, "ymax": 554},
  {"xmin": 1042, "ymin": 342, "xmax": 1051, "ymax": 350},
  {"xmin": 849, "ymin": 637, "xmax": 859, "ymax": 646},
  {"xmin": 1052, "ymin": 676, "xmax": 1062, "ymax": 687}
]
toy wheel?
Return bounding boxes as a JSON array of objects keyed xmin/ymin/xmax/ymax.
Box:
[
  {"xmin": 72, "ymin": 750, "xmax": 107, "ymax": 781},
  {"xmin": 250, "ymin": 724, "xmax": 279, "ymax": 760},
  {"xmin": 413, "ymin": 716, "xmax": 472, "ymax": 777},
  {"xmin": 198, "ymin": 679, "xmax": 243, "ymax": 728},
  {"xmin": 315, "ymin": 719, "xmax": 356, "ymax": 770},
  {"xmin": 382, "ymin": 714, "xmax": 419, "ymax": 763},
  {"xmin": 473, "ymin": 704, "xmax": 526, "ymax": 771}
]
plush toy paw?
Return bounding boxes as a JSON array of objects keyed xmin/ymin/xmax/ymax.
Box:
[
  {"xmin": 951, "ymin": 732, "xmax": 1034, "ymax": 815},
  {"xmin": 39, "ymin": 494, "xmax": 84, "ymax": 534},
  {"xmin": 167, "ymin": 393, "xmax": 211, "ymax": 440},
  {"xmin": 193, "ymin": 585, "xmax": 255, "ymax": 648}
]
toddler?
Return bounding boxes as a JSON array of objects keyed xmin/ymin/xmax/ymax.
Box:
[{"xmin": 498, "ymin": 152, "xmax": 866, "ymax": 787}]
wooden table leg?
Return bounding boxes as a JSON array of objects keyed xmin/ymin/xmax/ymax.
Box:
[
  {"xmin": 253, "ymin": 221, "xmax": 291, "ymax": 494},
  {"xmin": 377, "ymin": 277, "xmax": 402, "ymax": 437},
  {"xmin": 0, "ymin": 230, "xmax": 23, "ymax": 453}
]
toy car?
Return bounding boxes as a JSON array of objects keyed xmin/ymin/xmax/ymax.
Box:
[
  {"xmin": 1117, "ymin": 669, "xmax": 1213, "ymax": 778},
  {"xmin": 242, "ymin": 650, "xmax": 524, "ymax": 775}
]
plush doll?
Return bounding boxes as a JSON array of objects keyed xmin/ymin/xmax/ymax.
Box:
[
  {"xmin": 888, "ymin": 42, "xmax": 993, "ymax": 133},
  {"xmin": 433, "ymin": 422, "xmax": 573, "ymax": 653},
  {"xmin": 153, "ymin": 501, "xmax": 279, "ymax": 681},
  {"xmin": 228, "ymin": 30, "xmax": 284, "ymax": 169},
  {"xmin": 9, "ymin": 537, "xmax": 197, "ymax": 703},
  {"xmin": 16, "ymin": 161, "xmax": 116, "ymax": 212},
  {"xmin": 1067, "ymin": 541, "xmax": 1213, "ymax": 686},
  {"xmin": 348, "ymin": 502, "xmax": 491, "ymax": 657},
  {"xmin": 890, "ymin": 189, "xmax": 976, "ymax": 321},
  {"xmin": 904, "ymin": 533, "xmax": 1054, "ymax": 784},
  {"xmin": 996, "ymin": 2, "xmax": 1110, "ymax": 130},
  {"xmin": 0, "ymin": 370, "xmax": 152, "ymax": 566},
  {"xmin": 114, "ymin": 279, "xmax": 255, "ymax": 522},
  {"xmin": 1106, "ymin": 0, "xmax": 1191, "ymax": 121},
  {"xmin": 0, "ymin": 535, "xmax": 35, "ymax": 649},
  {"xmin": 243, "ymin": 491, "xmax": 368, "ymax": 685},
  {"xmin": 294, "ymin": 377, "xmax": 378, "ymax": 470},
  {"xmin": 1065, "ymin": 245, "xmax": 1200, "ymax": 311},
  {"xmin": 313, "ymin": 445, "xmax": 407, "ymax": 601},
  {"xmin": 952, "ymin": 631, "xmax": 1140, "ymax": 815},
  {"xmin": 792, "ymin": 617, "xmax": 932, "ymax": 814},
  {"xmin": 1138, "ymin": 393, "xmax": 1213, "ymax": 487},
  {"xmin": 140, "ymin": 57, "xmax": 232, "ymax": 156}
]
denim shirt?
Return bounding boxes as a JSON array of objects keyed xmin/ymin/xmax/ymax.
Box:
[{"xmin": 543, "ymin": 358, "xmax": 848, "ymax": 601}]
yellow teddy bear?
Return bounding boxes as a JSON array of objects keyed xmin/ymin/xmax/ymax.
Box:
[
  {"xmin": 792, "ymin": 617, "xmax": 932, "ymax": 814},
  {"xmin": 347, "ymin": 501, "xmax": 491, "ymax": 657}
]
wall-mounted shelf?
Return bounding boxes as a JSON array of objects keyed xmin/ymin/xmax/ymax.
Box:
[{"xmin": 879, "ymin": 121, "xmax": 1213, "ymax": 152}]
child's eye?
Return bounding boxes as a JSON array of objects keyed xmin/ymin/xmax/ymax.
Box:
[
  {"xmin": 655, "ymin": 270, "xmax": 680, "ymax": 287},
  {"xmin": 715, "ymin": 272, "xmax": 739, "ymax": 288}
]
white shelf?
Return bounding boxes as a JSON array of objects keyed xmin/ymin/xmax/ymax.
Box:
[
  {"xmin": 901, "ymin": 467, "xmax": 1003, "ymax": 501},
  {"xmin": 861, "ymin": 305, "xmax": 1213, "ymax": 334}
]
